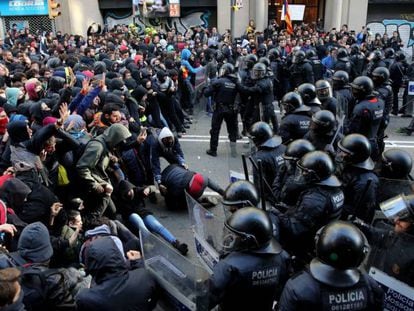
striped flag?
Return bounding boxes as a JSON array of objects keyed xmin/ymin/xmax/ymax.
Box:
[{"xmin": 284, "ymin": 0, "xmax": 293, "ymax": 34}]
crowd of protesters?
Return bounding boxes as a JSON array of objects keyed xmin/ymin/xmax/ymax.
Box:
[{"xmin": 0, "ymin": 16, "xmax": 412, "ymax": 310}]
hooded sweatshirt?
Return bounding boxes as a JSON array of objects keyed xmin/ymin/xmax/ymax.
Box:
[
  {"xmin": 77, "ymin": 124, "xmax": 131, "ymax": 190},
  {"xmin": 76, "ymin": 236, "xmax": 158, "ymax": 311},
  {"xmin": 17, "ymin": 222, "xmax": 53, "ymax": 263},
  {"xmin": 180, "ymin": 48, "xmax": 202, "ymax": 80},
  {"xmin": 150, "ymin": 127, "xmax": 185, "ymax": 184}
]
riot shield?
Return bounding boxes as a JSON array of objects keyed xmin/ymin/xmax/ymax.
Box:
[
  {"xmin": 226, "ymin": 140, "xmax": 254, "ymax": 184},
  {"xmin": 364, "ymin": 221, "xmax": 414, "ymax": 310},
  {"xmin": 186, "ymin": 192, "xmax": 225, "ymax": 272},
  {"xmin": 377, "ymin": 178, "xmax": 414, "ymax": 203},
  {"xmin": 139, "ymin": 222, "xmax": 211, "ymax": 311}
]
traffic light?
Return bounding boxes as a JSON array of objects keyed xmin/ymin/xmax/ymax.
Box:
[{"xmin": 48, "ymin": 0, "xmax": 61, "ymax": 19}]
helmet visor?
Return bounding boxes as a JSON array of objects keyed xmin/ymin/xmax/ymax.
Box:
[
  {"xmin": 316, "ymin": 87, "xmax": 331, "ymax": 100},
  {"xmin": 221, "ymin": 226, "xmax": 245, "ymax": 252},
  {"xmin": 380, "ymin": 195, "xmax": 413, "ymax": 221}
]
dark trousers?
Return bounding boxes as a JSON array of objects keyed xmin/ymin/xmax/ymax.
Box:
[{"xmin": 209, "ymin": 109, "xmax": 238, "ymax": 151}]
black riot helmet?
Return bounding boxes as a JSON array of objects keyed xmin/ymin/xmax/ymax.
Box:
[
  {"xmin": 350, "ymin": 76, "xmax": 374, "ymax": 100},
  {"xmin": 395, "ymin": 51, "xmax": 406, "ymax": 62},
  {"xmin": 215, "ymin": 50, "xmax": 225, "ymax": 63},
  {"xmin": 283, "ymin": 139, "xmax": 315, "ymax": 161},
  {"xmin": 371, "ymin": 49, "xmax": 384, "ymax": 61},
  {"xmin": 281, "ymin": 91, "xmax": 311, "ymax": 114},
  {"xmin": 249, "ymin": 121, "xmax": 273, "ymax": 147},
  {"xmin": 384, "ymin": 47, "xmax": 395, "ymax": 59},
  {"xmin": 222, "ymin": 180, "xmax": 260, "ymax": 211},
  {"xmin": 332, "ymin": 70, "xmax": 349, "ymax": 90},
  {"xmin": 311, "ymin": 110, "xmax": 336, "ymax": 135},
  {"xmin": 306, "ymin": 49, "xmax": 317, "ymax": 59},
  {"xmin": 315, "ymin": 80, "xmax": 332, "ymax": 101},
  {"xmin": 296, "ymin": 151, "xmax": 341, "ymax": 187},
  {"xmin": 297, "ymin": 83, "xmax": 320, "ymax": 105},
  {"xmin": 337, "ymin": 48, "xmax": 349, "ymax": 62},
  {"xmin": 337, "ymin": 134, "xmax": 375, "ymax": 170},
  {"xmin": 350, "ymin": 44, "xmax": 360, "ymax": 55},
  {"xmin": 219, "ymin": 63, "xmax": 235, "ymax": 77},
  {"xmin": 310, "ymin": 221, "xmax": 369, "ymax": 287},
  {"xmin": 245, "ymin": 54, "xmax": 258, "ymax": 70},
  {"xmin": 252, "ymin": 62, "xmax": 267, "ymax": 80},
  {"xmin": 371, "ymin": 66, "xmax": 390, "ymax": 86},
  {"xmin": 382, "ymin": 148, "xmax": 413, "ymax": 179},
  {"xmin": 224, "ymin": 207, "xmax": 281, "ymax": 254},
  {"xmin": 268, "ymin": 48, "xmax": 280, "ymax": 61},
  {"xmin": 259, "ymin": 57, "xmax": 271, "ymax": 68},
  {"xmin": 293, "ymin": 50, "xmax": 306, "ymax": 64}
]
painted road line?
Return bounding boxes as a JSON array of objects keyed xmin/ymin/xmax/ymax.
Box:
[{"xmin": 180, "ymin": 138, "xmax": 249, "ymax": 143}]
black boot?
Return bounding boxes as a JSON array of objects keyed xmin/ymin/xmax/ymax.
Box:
[
  {"xmin": 172, "ymin": 240, "xmax": 188, "ymax": 255},
  {"xmin": 206, "ymin": 149, "xmax": 217, "ymax": 157}
]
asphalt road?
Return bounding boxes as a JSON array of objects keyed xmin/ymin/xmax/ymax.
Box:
[
  {"xmin": 146, "ymin": 99, "xmax": 414, "ymax": 309},
  {"xmin": 147, "ymin": 100, "xmax": 414, "ymax": 257}
]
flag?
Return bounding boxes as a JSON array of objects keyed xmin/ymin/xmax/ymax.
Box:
[{"xmin": 284, "ymin": 0, "xmax": 293, "ymax": 34}]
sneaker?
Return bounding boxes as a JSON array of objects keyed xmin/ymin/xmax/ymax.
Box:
[
  {"xmin": 206, "ymin": 149, "xmax": 217, "ymax": 157},
  {"xmin": 183, "ymin": 124, "xmax": 190, "ymax": 129},
  {"xmin": 172, "ymin": 240, "xmax": 188, "ymax": 255}
]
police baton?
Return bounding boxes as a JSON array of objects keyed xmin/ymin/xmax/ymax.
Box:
[
  {"xmin": 241, "ymin": 154, "xmax": 249, "ymax": 181},
  {"xmin": 327, "ymin": 115, "xmax": 345, "ymax": 152},
  {"xmin": 248, "ymin": 156, "xmax": 279, "ymax": 205},
  {"xmin": 257, "ymin": 159, "xmax": 267, "ymax": 211}
]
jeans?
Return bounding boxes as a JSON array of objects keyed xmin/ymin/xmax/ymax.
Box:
[{"xmin": 129, "ymin": 213, "xmax": 176, "ymax": 244}]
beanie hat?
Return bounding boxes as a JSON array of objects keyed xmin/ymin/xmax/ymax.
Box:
[
  {"xmin": 187, "ymin": 173, "xmax": 206, "ymax": 198},
  {"xmin": 42, "ymin": 116, "xmax": 57, "ymax": 126},
  {"xmin": 18, "ymin": 222, "xmax": 53, "ymax": 263}
]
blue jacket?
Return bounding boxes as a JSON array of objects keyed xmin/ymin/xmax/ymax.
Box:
[{"xmin": 180, "ymin": 49, "xmax": 202, "ymax": 80}]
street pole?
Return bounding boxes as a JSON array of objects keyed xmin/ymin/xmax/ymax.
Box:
[{"xmin": 230, "ymin": 0, "xmax": 235, "ymax": 40}]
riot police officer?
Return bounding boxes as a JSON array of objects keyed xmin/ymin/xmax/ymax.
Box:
[
  {"xmin": 243, "ymin": 63, "xmax": 279, "ymax": 134},
  {"xmin": 268, "ymin": 48, "xmax": 287, "ymax": 101},
  {"xmin": 222, "ymin": 180, "xmax": 260, "ymax": 214},
  {"xmin": 354, "ymin": 194, "xmax": 414, "ymax": 287},
  {"xmin": 383, "ymin": 47, "xmax": 396, "ymax": 69},
  {"xmin": 390, "ymin": 51, "xmax": 408, "ymax": 115},
  {"xmin": 349, "ymin": 44, "xmax": 366, "ymax": 80},
  {"xmin": 315, "ymin": 79, "xmax": 338, "ymax": 115},
  {"xmin": 279, "ymin": 92, "xmax": 311, "ymax": 144},
  {"xmin": 304, "ymin": 110, "xmax": 342, "ymax": 154},
  {"xmin": 366, "ymin": 50, "xmax": 387, "ymax": 77},
  {"xmin": 297, "ymin": 83, "xmax": 322, "ymax": 114},
  {"xmin": 271, "ymin": 151, "xmax": 344, "ymax": 260},
  {"xmin": 249, "ymin": 121, "xmax": 286, "ymax": 202},
  {"xmin": 333, "ymin": 70, "xmax": 354, "ymax": 121},
  {"xmin": 379, "ymin": 148, "xmax": 413, "ymax": 180},
  {"xmin": 205, "ymin": 63, "xmax": 240, "ymax": 157},
  {"xmin": 289, "ymin": 50, "xmax": 315, "ymax": 89},
  {"xmin": 336, "ymin": 134, "xmax": 379, "ymax": 222},
  {"xmin": 372, "ymin": 66, "xmax": 393, "ymax": 154},
  {"xmin": 348, "ymin": 76, "xmax": 384, "ymax": 161},
  {"xmin": 239, "ymin": 54, "xmax": 257, "ymax": 135},
  {"xmin": 272, "ymin": 139, "xmax": 315, "ymax": 206},
  {"xmin": 306, "ymin": 49, "xmax": 323, "ymax": 81},
  {"xmin": 208, "ymin": 207, "xmax": 291, "ymax": 310},
  {"xmin": 334, "ymin": 48, "xmax": 352, "ymax": 75},
  {"xmin": 279, "ymin": 221, "xmax": 384, "ymax": 310}
]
